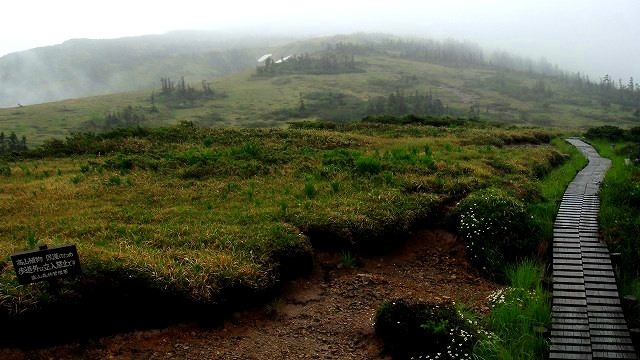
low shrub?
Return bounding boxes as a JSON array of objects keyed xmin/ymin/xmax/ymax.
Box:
[
  {"xmin": 452, "ymin": 188, "xmax": 532, "ymax": 280},
  {"xmin": 375, "ymin": 299, "xmax": 477, "ymax": 359},
  {"xmin": 0, "ymin": 162, "xmax": 10, "ymax": 176},
  {"xmin": 355, "ymin": 155, "xmax": 382, "ymax": 175},
  {"xmin": 585, "ymin": 125, "xmax": 626, "ymax": 141}
]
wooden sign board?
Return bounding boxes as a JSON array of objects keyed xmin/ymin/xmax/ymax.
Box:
[{"xmin": 10, "ymin": 244, "xmax": 81, "ymax": 285}]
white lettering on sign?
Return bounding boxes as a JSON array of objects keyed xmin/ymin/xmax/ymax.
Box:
[{"xmin": 11, "ymin": 245, "xmax": 81, "ymax": 285}]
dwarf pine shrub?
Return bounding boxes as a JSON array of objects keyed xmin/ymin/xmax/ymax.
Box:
[{"xmin": 0, "ymin": 162, "xmax": 10, "ymax": 176}]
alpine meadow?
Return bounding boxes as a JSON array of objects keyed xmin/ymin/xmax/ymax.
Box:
[{"xmin": 1, "ymin": 23, "xmax": 639, "ymax": 360}]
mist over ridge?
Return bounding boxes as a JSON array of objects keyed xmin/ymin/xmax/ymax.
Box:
[
  {"xmin": 1, "ymin": 27, "xmax": 635, "ymax": 109},
  {"xmin": 0, "ymin": 31, "xmax": 304, "ymax": 108}
]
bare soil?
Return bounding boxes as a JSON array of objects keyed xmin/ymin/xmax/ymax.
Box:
[{"xmin": 2, "ymin": 229, "xmax": 500, "ymax": 360}]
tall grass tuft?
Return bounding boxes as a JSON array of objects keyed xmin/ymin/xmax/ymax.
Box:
[
  {"xmin": 474, "ymin": 260, "xmax": 550, "ymax": 359},
  {"xmin": 355, "ymin": 155, "xmax": 381, "ymax": 175}
]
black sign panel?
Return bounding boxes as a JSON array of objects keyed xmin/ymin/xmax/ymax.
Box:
[{"xmin": 10, "ymin": 244, "xmax": 81, "ymax": 285}]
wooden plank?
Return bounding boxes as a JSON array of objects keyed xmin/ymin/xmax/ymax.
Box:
[
  {"xmin": 556, "ymin": 259, "xmax": 584, "ymax": 266},
  {"xmin": 554, "ymin": 283, "xmax": 586, "ymax": 291},
  {"xmin": 590, "ymin": 336, "xmax": 633, "ymax": 345},
  {"xmin": 587, "ymin": 311, "xmax": 626, "ymax": 319},
  {"xmin": 587, "ymin": 297, "xmax": 621, "ymax": 306},
  {"xmin": 587, "ymin": 305, "xmax": 624, "ymax": 318},
  {"xmin": 580, "ymin": 232, "xmax": 601, "ymax": 238},
  {"xmin": 554, "ymin": 291, "xmax": 587, "ymax": 299},
  {"xmin": 582, "ymin": 263, "xmax": 614, "ymax": 270},
  {"xmin": 553, "ymin": 317, "xmax": 590, "ymax": 325},
  {"xmin": 552, "ymin": 337, "xmax": 592, "ymax": 346},
  {"xmin": 555, "ymin": 253, "xmax": 584, "ymax": 260},
  {"xmin": 591, "ymin": 351, "xmax": 636, "ymax": 359},
  {"xmin": 591, "ymin": 343, "xmax": 636, "ymax": 352},
  {"xmin": 554, "ymin": 277, "xmax": 586, "ymax": 284},
  {"xmin": 583, "ymin": 271, "xmax": 615, "ymax": 278},
  {"xmin": 589, "ymin": 323, "xmax": 631, "ymax": 331},
  {"xmin": 582, "ymin": 258, "xmax": 612, "ymax": 265},
  {"xmin": 584, "ymin": 276, "xmax": 616, "ymax": 283},
  {"xmin": 554, "ymin": 271, "xmax": 584, "ymax": 278},
  {"xmin": 581, "ymin": 252, "xmax": 611, "ymax": 259},
  {"xmin": 554, "ymin": 298, "xmax": 588, "ymax": 306},
  {"xmin": 554, "ymin": 307, "xmax": 589, "ymax": 315},
  {"xmin": 555, "ymin": 264, "xmax": 584, "ymax": 271},
  {"xmin": 587, "ymin": 305, "xmax": 626, "ymax": 313},
  {"xmin": 554, "ymin": 310, "xmax": 589, "ymax": 318},
  {"xmin": 550, "ymin": 331, "xmax": 591, "ymax": 340},
  {"xmin": 585, "ymin": 289, "xmax": 620, "ymax": 297},
  {"xmin": 549, "ymin": 352, "xmax": 592, "ymax": 359},
  {"xmin": 581, "ymin": 247, "xmax": 610, "ymax": 253},
  {"xmin": 589, "ymin": 317, "xmax": 629, "ymax": 324},
  {"xmin": 549, "ymin": 343, "xmax": 592, "ymax": 352},
  {"xmin": 555, "ymin": 229, "xmax": 581, "ymax": 235},
  {"xmin": 553, "ymin": 323, "xmax": 590, "ymax": 331},
  {"xmin": 585, "ymin": 283, "xmax": 618, "ymax": 291},
  {"xmin": 554, "ymin": 247, "xmax": 583, "ymax": 253}
]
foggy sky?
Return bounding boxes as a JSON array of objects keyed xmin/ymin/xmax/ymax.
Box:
[{"xmin": 1, "ymin": 0, "xmax": 638, "ymax": 81}]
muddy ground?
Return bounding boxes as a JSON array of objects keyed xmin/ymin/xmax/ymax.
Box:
[{"xmin": 3, "ymin": 229, "xmax": 500, "ymax": 360}]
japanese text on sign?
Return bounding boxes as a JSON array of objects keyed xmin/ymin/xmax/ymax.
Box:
[{"xmin": 10, "ymin": 245, "xmax": 81, "ymax": 285}]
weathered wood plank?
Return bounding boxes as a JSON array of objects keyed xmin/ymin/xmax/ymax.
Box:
[
  {"xmin": 554, "ymin": 290, "xmax": 587, "ymax": 299},
  {"xmin": 554, "ymin": 298, "xmax": 588, "ymax": 306},
  {"xmin": 587, "ymin": 297, "xmax": 621, "ymax": 305},
  {"xmin": 554, "ymin": 271, "xmax": 584, "ymax": 278},
  {"xmin": 554, "ymin": 283, "xmax": 586, "ymax": 291},
  {"xmin": 550, "ymin": 343, "xmax": 592, "ymax": 351},
  {"xmin": 585, "ymin": 289, "xmax": 620, "ymax": 297}
]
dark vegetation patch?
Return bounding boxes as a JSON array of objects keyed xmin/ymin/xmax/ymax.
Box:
[
  {"xmin": 0, "ymin": 131, "xmax": 29, "ymax": 158},
  {"xmin": 269, "ymin": 90, "xmax": 366, "ymax": 122},
  {"xmin": 255, "ymin": 53, "xmax": 365, "ymax": 76},
  {"xmin": 374, "ymin": 299, "xmax": 477, "ymax": 359}
]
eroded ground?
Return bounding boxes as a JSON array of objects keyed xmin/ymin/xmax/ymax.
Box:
[{"xmin": 3, "ymin": 229, "xmax": 499, "ymax": 360}]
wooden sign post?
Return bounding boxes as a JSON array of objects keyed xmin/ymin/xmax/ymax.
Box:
[{"xmin": 10, "ymin": 244, "xmax": 81, "ymax": 285}]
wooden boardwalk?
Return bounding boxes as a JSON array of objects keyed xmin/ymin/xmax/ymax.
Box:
[{"xmin": 550, "ymin": 139, "xmax": 637, "ymax": 359}]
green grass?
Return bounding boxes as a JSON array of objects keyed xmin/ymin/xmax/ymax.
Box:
[
  {"xmin": 451, "ymin": 137, "xmax": 586, "ymax": 280},
  {"xmin": 474, "ymin": 260, "xmax": 551, "ymax": 359},
  {"xmin": 0, "ymin": 121, "xmax": 569, "ymax": 331}
]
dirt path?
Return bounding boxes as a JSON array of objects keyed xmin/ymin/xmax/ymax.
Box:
[{"xmin": 3, "ymin": 229, "xmax": 499, "ymax": 360}]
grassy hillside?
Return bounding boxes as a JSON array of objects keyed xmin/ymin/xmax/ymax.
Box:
[
  {"xmin": 0, "ymin": 31, "xmax": 303, "ymax": 108},
  {"xmin": 2, "ymin": 34, "xmax": 638, "ymax": 147},
  {"xmin": 0, "ymin": 118, "xmax": 579, "ymax": 343}
]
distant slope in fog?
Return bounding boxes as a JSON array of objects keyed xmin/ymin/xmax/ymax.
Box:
[
  {"xmin": 0, "ymin": 31, "xmax": 297, "ymax": 108},
  {"xmin": 1, "ymin": 32, "xmax": 638, "ymax": 146}
]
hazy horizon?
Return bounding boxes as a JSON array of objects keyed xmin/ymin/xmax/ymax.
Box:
[{"xmin": 1, "ymin": 0, "xmax": 638, "ymax": 82}]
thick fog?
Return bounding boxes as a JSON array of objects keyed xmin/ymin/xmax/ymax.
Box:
[{"xmin": 1, "ymin": 0, "xmax": 638, "ymax": 85}]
